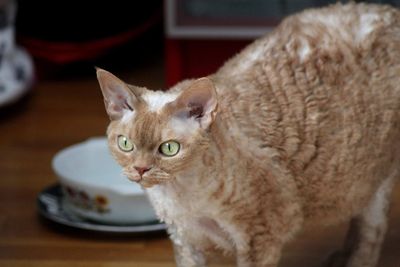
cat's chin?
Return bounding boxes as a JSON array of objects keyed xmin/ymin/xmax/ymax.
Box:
[
  {"xmin": 138, "ymin": 178, "xmax": 170, "ymax": 188},
  {"xmin": 139, "ymin": 180, "xmax": 158, "ymax": 188}
]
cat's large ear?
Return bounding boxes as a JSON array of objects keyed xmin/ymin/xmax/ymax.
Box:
[
  {"xmin": 168, "ymin": 77, "xmax": 218, "ymax": 129},
  {"xmin": 96, "ymin": 68, "xmax": 142, "ymax": 120}
]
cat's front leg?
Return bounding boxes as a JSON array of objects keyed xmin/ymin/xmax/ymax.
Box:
[
  {"xmin": 167, "ymin": 224, "xmax": 207, "ymax": 267},
  {"xmin": 228, "ymin": 212, "xmax": 301, "ymax": 267},
  {"xmin": 172, "ymin": 241, "xmax": 207, "ymax": 267},
  {"xmin": 235, "ymin": 234, "xmax": 283, "ymax": 267}
]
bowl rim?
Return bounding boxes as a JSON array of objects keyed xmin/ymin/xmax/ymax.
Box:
[{"xmin": 52, "ymin": 137, "xmax": 145, "ymax": 196}]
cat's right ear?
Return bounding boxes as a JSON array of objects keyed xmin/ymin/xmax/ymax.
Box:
[
  {"xmin": 96, "ymin": 68, "xmax": 142, "ymax": 120},
  {"xmin": 167, "ymin": 77, "xmax": 218, "ymax": 130}
]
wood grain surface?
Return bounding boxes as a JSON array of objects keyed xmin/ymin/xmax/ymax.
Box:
[{"xmin": 0, "ymin": 62, "xmax": 399, "ymax": 267}]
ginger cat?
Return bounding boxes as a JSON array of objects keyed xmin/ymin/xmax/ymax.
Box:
[{"xmin": 96, "ymin": 3, "xmax": 400, "ymax": 267}]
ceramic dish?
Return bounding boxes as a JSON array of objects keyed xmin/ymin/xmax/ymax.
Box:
[
  {"xmin": 52, "ymin": 137, "xmax": 157, "ymax": 225},
  {"xmin": 37, "ymin": 184, "xmax": 166, "ymax": 234}
]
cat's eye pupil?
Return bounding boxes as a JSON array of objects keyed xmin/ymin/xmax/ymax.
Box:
[
  {"xmin": 159, "ymin": 140, "xmax": 180, "ymax": 157},
  {"xmin": 118, "ymin": 135, "xmax": 133, "ymax": 152}
]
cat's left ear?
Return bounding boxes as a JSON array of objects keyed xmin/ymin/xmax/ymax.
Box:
[
  {"xmin": 168, "ymin": 77, "xmax": 218, "ymax": 129},
  {"xmin": 96, "ymin": 68, "xmax": 143, "ymax": 120}
]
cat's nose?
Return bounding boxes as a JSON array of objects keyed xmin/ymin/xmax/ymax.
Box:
[{"xmin": 134, "ymin": 166, "xmax": 151, "ymax": 176}]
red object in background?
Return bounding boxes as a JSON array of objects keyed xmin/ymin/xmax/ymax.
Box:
[
  {"xmin": 165, "ymin": 38, "xmax": 249, "ymax": 86},
  {"xmin": 15, "ymin": 1, "xmax": 164, "ymax": 79},
  {"xmin": 18, "ymin": 11, "xmax": 161, "ymax": 65},
  {"xmin": 163, "ymin": 0, "xmax": 276, "ymax": 87}
]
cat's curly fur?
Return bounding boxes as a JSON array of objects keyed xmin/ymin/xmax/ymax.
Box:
[{"xmin": 97, "ymin": 3, "xmax": 400, "ymax": 267}]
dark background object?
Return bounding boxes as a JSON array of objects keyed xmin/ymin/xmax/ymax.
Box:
[
  {"xmin": 15, "ymin": 1, "xmax": 164, "ymax": 79},
  {"xmin": 13, "ymin": 0, "xmax": 400, "ymax": 83}
]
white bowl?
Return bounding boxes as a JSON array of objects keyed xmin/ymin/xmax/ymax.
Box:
[{"xmin": 52, "ymin": 137, "xmax": 157, "ymax": 225}]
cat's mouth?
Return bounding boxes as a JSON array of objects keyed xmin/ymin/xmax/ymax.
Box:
[
  {"xmin": 124, "ymin": 172, "xmax": 142, "ymax": 183},
  {"xmin": 124, "ymin": 170, "xmax": 171, "ymax": 188}
]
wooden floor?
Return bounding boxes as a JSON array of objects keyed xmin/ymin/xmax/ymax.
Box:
[{"xmin": 0, "ymin": 60, "xmax": 399, "ymax": 267}]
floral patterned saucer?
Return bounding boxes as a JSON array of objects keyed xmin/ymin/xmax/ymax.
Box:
[{"xmin": 37, "ymin": 184, "xmax": 167, "ymax": 235}]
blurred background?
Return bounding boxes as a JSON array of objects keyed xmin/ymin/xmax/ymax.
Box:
[{"xmin": 10, "ymin": 0, "xmax": 400, "ymax": 89}]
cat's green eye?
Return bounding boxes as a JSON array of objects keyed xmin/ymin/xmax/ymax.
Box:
[
  {"xmin": 159, "ymin": 140, "xmax": 180, "ymax": 157},
  {"xmin": 117, "ymin": 135, "xmax": 134, "ymax": 152}
]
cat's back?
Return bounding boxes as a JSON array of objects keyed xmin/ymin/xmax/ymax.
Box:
[
  {"xmin": 210, "ymin": 3, "xmax": 400, "ymax": 220},
  {"xmin": 212, "ymin": 2, "xmax": 400, "ymax": 155},
  {"xmin": 216, "ymin": 3, "xmax": 400, "ymax": 80}
]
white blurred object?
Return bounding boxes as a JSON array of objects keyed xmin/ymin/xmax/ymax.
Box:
[
  {"xmin": 52, "ymin": 137, "xmax": 158, "ymax": 225},
  {"xmin": 0, "ymin": 0, "xmax": 34, "ymax": 107}
]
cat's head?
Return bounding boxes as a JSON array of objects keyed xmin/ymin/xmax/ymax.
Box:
[{"xmin": 96, "ymin": 69, "xmax": 218, "ymax": 188}]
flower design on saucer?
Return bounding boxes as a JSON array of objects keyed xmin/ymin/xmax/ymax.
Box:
[
  {"xmin": 62, "ymin": 185, "xmax": 110, "ymax": 214},
  {"xmin": 94, "ymin": 195, "xmax": 110, "ymax": 213}
]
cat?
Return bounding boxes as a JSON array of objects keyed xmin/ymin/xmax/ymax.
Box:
[{"xmin": 96, "ymin": 3, "xmax": 400, "ymax": 267}]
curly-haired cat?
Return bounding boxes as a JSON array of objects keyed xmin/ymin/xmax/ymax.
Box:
[{"xmin": 96, "ymin": 3, "xmax": 400, "ymax": 267}]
